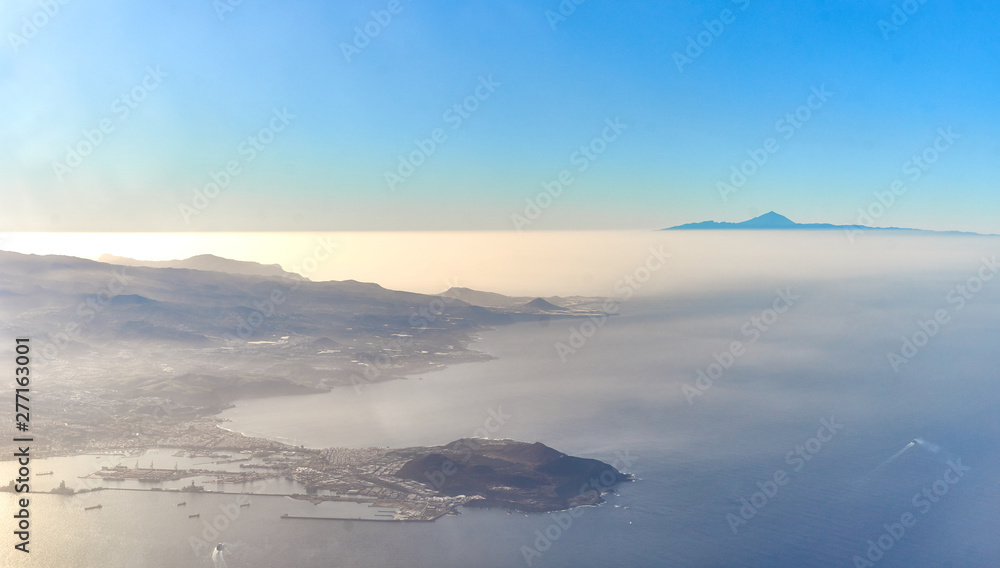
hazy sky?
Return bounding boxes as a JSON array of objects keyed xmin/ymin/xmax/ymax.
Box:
[{"xmin": 2, "ymin": 0, "xmax": 997, "ymax": 232}]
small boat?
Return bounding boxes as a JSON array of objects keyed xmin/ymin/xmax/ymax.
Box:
[
  {"xmin": 177, "ymin": 502, "xmax": 186, "ymax": 507},
  {"xmin": 85, "ymin": 504, "xmax": 102, "ymax": 511},
  {"xmin": 188, "ymin": 513, "xmax": 200, "ymax": 518},
  {"xmin": 38, "ymin": 471, "xmax": 54, "ymax": 476},
  {"xmin": 239, "ymin": 503, "xmax": 250, "ymax": 508}
]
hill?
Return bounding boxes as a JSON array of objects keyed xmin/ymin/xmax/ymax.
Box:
[{"xmin": 391, "ymin": 438, "xmax": 632, "ymax": 512}]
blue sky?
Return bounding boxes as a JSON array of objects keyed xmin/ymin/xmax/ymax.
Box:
[{"xmin": 1, "ymin": 0, "xmax": 997, "ymax": 232}]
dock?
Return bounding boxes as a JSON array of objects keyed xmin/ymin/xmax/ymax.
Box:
[{"xmin": 279, "ymin": 514, "xmax": 424, "ymax": 522}]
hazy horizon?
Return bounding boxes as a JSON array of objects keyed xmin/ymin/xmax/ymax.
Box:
[{"xmin": 3, "ymin": 230, "xmax": 997, "ymax": 297}]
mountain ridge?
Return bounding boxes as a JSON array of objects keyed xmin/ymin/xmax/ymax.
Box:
[
  {"xmin": 98, "ymin": 253, "xmax": 308, "ymax": 281},
  {"xmin": 663, "ymin": 211, "xmax": 994, "ymax": 235}
]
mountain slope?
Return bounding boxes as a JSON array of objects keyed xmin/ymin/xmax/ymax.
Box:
[{"xmin": 0, "ymin": 250, "xmax": 545, "ymax": 414}]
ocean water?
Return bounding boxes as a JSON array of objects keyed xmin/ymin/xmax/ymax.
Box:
[{"xmin": 5, "ymin": 235, "xmax": 1000, "ymax": 567}]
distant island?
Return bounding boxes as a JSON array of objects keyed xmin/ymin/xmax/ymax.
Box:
[{"xmin": 662, "ymin": 211, "xmax": 992, "ymax": 235}]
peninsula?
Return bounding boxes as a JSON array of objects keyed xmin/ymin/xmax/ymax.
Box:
[{"xmin": 0, "ymin": 250, "xmax": 629, "ymax": 522}]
